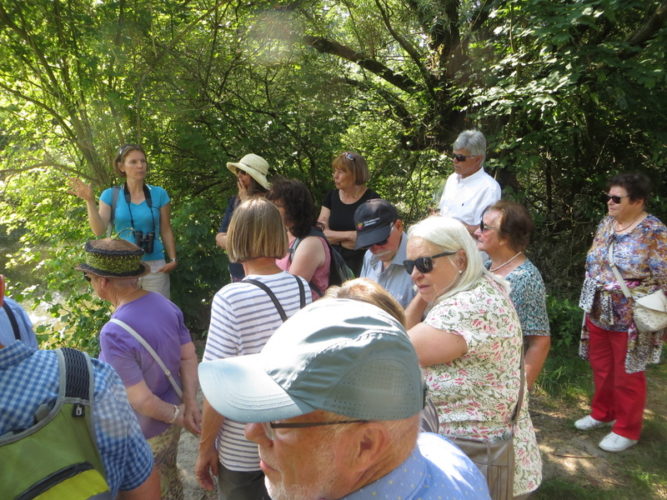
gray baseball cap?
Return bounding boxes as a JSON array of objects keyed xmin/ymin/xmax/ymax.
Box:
[{"xmin": 199, "ymin": 298, "xmax": 425, "ymax": 423}]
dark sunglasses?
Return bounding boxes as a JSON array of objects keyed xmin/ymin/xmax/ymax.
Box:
[
  {"xmin": 600, "ymin": 193, "xmax": 628, "ymax": 204},
  {"xmin": 453, "ymin": 153, "xmax": 476, "ymax": 162},
  {"xmin": 479, "ymin": 220, "xmax": 498, "ymax": 232},
  {"xmin": 403, "ymin": 251, "xmax": 456, "ymax": 274},
  {"xmin": 83, "ymin": 274, "xmax": 91, "ymax": 282}
]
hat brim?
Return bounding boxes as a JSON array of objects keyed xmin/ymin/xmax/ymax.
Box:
[
  {"xmin": 226, "ymin": 162, "xmax": 271, "ymax": 190},
  {"xmin": 199, "ymin": 356, "xmax": 316, "ymax": 423},
  {"xmin": 75, "ymin": 262, "xmax": 150, "ymax": 278},
  {"xmin": 354, "ymin": 223, "xmax": 392, "ymax": 250}
]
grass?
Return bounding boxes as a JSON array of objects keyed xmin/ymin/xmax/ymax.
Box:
[{"xmin": 532, "ymin": 353, "xmax": 667, "ymax": 499}]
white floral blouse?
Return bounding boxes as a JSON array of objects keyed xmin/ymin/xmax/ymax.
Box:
[{"xmin": 423, "ymin": 274, "xmax": 542, "ymax": 496}]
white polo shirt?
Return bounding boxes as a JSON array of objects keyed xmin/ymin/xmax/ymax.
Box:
[{"xmin": 438, "ymin": 168, "xmax": 501, "ymax": 226}]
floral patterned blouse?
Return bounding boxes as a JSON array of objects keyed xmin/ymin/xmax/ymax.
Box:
[
  {"xmin": 486, "ymin": 259, "xmax": 550, "ymax": 337},
  {"xmin": 578, "ymin": 215, "xmax": 667, "ymax": 373},
  {"xmin": 423, "ymin": 274, "xmax": 542, "ymax": 496}
]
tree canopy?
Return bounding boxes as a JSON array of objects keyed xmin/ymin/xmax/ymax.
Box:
[{"xmin": 1, "ymin": 0, "xmax": 665, "ymax": 347}]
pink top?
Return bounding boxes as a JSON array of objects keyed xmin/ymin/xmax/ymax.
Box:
[{"xmin": 276, "ymin": 235, "xmax": 331, "ymax": 300}]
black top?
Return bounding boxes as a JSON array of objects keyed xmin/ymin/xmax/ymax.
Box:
[
  {"xmin": 322, "ymin": 188, "xmax": 381, "ymax": 232},
  {"xmin": 322, "ymin": 188, "xmax": 380, "ymax": 276}
]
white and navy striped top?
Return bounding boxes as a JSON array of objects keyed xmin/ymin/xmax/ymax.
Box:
[{"xmin": 203, "ymin": 271, "xmax": 311, "ymax": 471}]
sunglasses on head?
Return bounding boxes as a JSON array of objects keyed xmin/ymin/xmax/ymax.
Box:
[
  {"xmin": 600, "ymin": 193, "xmax": 628, "ymax": 204},
  {"xmin": 452, "ymin": 153, "xmax": 476, "ymax": 162},
  {"xmin": 403, "ymin": 251, "xmax": 456, "ymax": 274}
]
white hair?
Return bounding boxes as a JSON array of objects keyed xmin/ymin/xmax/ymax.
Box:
[
  {"xmin": 453, "ymin": 130, "xmax": 486, "ymax": 163},
  {"xmin": 407, "ymin": 216, "xmax": 508, "ymax": 303}
]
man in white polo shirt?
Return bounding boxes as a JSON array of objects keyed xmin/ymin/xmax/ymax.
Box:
[{"xmin": 438, "ymin": 130, "xmax": 501, "ymax": 235}]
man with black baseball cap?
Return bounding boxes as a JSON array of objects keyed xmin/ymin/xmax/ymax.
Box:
[{"xmin": 354, "ymin": 199, "xmax": 415, "ymax": 307}]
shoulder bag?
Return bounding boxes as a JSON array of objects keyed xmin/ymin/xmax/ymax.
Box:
[
  {"xmin": 449, "ymin": 348, "xmax": 524, "ymax": 500},
  {"xmin": 109, "ymin": 318, "xmax": 183, "ymax": 399},
  {"xmin": 607, "ymin": 243, "xmax": 667, "ymax": 333}
]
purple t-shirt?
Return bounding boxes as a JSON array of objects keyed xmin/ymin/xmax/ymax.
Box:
[{"xmin": 99, "ymin": 292, "xmax": 192, "ymax": 438}]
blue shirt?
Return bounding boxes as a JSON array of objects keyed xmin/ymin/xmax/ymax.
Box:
[
  {"xmin": 345, "ymin": 432, "xmax": 490, "ymax": 500},
  {"xmin": 0, "ymin": 298, "xmax": 37, "ymax": 348},
  {"xmin": 100, "ymin": 184, "xmax": 170, "ymax": 261},
  {"xmin": 360, "ymin": 232, "xmax": 416, "ymax": 308},
  {"xmin": 0, "ymin": 342, "xmax": 154, "ymax": 496}
]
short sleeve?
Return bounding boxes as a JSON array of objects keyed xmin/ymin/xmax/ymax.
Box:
[
  {"xmin": 99, "ymin": 324, "xmax": 145, "ymax": 388},
  {"xmin": 150, "ymin": 185, "xmax": 170, "ymax": 208},
  {"xmin": 322, "ymin": 190, "xmax": 335, "ymax": 210},
  {"xmin": 91, "ymin": 359, "xmax": 153, "ymax": 493},
  {"xmin": 99, "ymin": 187, "xmax": 114, "ymax": 205}
]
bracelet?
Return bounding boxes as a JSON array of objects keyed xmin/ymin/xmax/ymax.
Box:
[
  {"xmin": 170, "ymin": 258, "xmax": 177, "ymax": 264},
  {"xmin": 168, "ymin": 404, "xmax": 181, "ymax": 424}
]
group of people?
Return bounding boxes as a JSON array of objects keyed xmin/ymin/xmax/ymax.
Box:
[{"xmin": 1, "ymin": 129, "xmax": 664, "ymax": 499}]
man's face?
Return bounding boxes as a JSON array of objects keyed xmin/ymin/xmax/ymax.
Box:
[
  {"xmin": 369, "ymin": 220, "xmax": 402, "ymax": 263},
  {"xmin": 452, "ymin": 148, "xmax": 482, "ymax": 178},
  {"xmin": 245, "ymin": 411, "xmax": 357, "ymax": 500}
]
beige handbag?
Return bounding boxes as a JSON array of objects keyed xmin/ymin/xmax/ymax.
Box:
[
  {"xmin": 608, "ymin": 244, "xmax": 667, "ymax": 333},
  {"xmin": 449, "ymin": 350, "xmax": 525, "ymax": 500}
]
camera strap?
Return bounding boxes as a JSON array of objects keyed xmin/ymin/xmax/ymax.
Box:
[{"xmin": 123, "ymin": 183, "xmax": 156, "ymax": 237}]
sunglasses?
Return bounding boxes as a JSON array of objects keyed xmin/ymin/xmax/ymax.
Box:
[
  {"xmin": 83, "ymin": 274, "xmax": 91, "ymax": 282},
  {"xmin": 600, "ymin": 193, "xmax": 628, "ymax": 204},
  {"xmin": 479, "ymin": 220, "xmax": 498, "ymax": 232},
  {"xmin": 452, "ymin": 153, "xmax": 477, "ymax": 162},
  {"xmin": 403, "ymin": 251, "xmax": 456, "ymax": 274}
]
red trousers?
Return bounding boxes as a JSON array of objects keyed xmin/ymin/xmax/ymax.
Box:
[{"xmin": 587, "ymin": 317, "xmax": 646, "ymax": 440}]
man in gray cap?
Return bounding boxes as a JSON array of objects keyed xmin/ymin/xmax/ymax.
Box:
[
  {"xmin": 354, "ymin": 199, "xmax": 416, "ymax": 308},
  {"xmin": 199, "ymin": 299, "xmax": 489, "ymax": 500}
]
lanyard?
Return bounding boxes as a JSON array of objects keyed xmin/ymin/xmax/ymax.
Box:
[{"xmin": 123, "ymin": 183, "xmax": 156, "ymax": 233}]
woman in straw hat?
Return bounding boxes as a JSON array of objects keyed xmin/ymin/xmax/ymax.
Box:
[
  {"xmin": 215, "ymin": 153, "xmax": 271, "ymax": 282},
  {"xmin": 77, "ymin": 238, "xmax": 201, "ymax": 499},
  {"xmin": 69, "ymin": 144, "xmax": 176, "ymax": 299}
]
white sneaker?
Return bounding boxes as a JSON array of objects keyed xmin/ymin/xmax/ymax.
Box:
[
  {"xmin": 574, "ymin": 415, "xmax": 613, "ymax": 431},
  {"xmin": 599, "ymin": 432, "xmax": 638, "ymax": 452}
]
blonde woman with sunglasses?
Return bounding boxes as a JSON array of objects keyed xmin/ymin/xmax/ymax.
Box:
[{"xmin": 404, "ymin": 216, "xmax": 542, "ymax": 498}]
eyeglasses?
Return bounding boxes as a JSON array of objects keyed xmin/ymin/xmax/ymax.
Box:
[
  {"xmin": 403, "ymin": 251, "xmax": 456, "ymax": 274},
  {"xmin": 479, "ymin": 220, "xmax": 498, "ymax": 232},
  {"xmin": 601, "ymin": 193, "xmax": 628, "ymax": 204},
  {"xmin": 261, "ymin": 419, "xmax": 367, "ymax": 440},
  {"xmin": 452, "ymin": 153, "xmax": 477, "ymax": 162}
]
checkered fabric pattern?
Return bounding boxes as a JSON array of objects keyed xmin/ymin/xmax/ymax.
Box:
[{"xmin": 0, "ymin": 342, "xmax": 153, "ymax": 496}]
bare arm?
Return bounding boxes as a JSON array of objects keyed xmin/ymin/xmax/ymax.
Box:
[
  {"xmin": 67, "ymin": 178, "xmax": 110, "ymax": 236},
  {"xmin": 195, "ymin": 398, "xmax": 224, "ymax": 491},
  {"xmin": 125, "ymin": 379, "xmax": 185, "ymax": 426},
  {"xmin": 524, "ymin": 335, "xmax": 551, "ymax": 389},
  {"xmin": 404, "ymin": 293, "xmax": 427, "ymax": 329},
  {"xmin": 117, "ymin": 467, "xmax": 160, "ymax": 500},
  {"xmin": 408, "ymin": 322, "xmax": 468, "ymax": 367},
  {"xmin": 289, "ymin": 236, "xmax": 326, "ymax": 282},
  {"xmin": 215, "ymin": 232, "xmax": 228, "ymax": 250},
  {"xmin": 158, "ymin": 203, "xmax": 177, "ymax": 273},
  {"xmin": 179, "ymin": 341, "xmax": 202, "ymax": 435}
]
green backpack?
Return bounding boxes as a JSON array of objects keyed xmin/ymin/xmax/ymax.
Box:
[{"xmin": 0, "ymin": 348, "xmax": 111, "ymax": 499}]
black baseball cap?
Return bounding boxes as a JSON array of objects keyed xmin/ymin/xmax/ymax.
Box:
[{"xmin": 354, "ymin": 199, "xmax": 398, "ymax": 249}]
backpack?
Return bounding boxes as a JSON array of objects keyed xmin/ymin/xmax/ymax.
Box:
[
  {"xmin": 289, "ymin": 228, "xmax": 354, "ymax": 297},
  {"xmin": 243, "ymin": 275, "xmax": 307, "ymax": 321},
  {"xmin": 0, "ymin": 348, "xmax": 111, "ymax": 499}
]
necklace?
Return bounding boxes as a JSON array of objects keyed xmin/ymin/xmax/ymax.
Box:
[
  {"xmin": 614, "ymin": 213, "xmax": 646, "ymax": 233},
  {"xmin": 490, "ymin": 251, "xmax": 523, "ymax": 273}
]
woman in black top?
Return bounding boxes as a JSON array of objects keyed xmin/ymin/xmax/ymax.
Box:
[{"xmin": 317, "ymin": 151, "xmax": 380, "ymax": 276}]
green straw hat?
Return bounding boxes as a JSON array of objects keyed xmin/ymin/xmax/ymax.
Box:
[{"xmin": 76, "ymin": 238, "xmax": 150, "ymax": 278}]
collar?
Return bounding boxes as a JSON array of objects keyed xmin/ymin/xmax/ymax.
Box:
[
  {"xmin": 0, "ymin": 340, "xmax": 36, "ymax": 369},
  {"xmin": 455, "ymin": 166, "xmax": 487, "ymax": 184},
  {"xmin": 344, "ymin": 445, "xmax": 425, "ymax": 499}
]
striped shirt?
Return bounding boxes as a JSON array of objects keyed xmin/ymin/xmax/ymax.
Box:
[{"xmin": 203, "ymin": 271, "xmax": 311, "ymax": 471}]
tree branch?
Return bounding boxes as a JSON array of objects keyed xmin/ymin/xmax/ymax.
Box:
[
  {"xmin": 303, "ymin": 35, "xmax": 419, "ymax": 93},
  {"xmin": 627, "ymin": 0, "xmax": 667, "ymax": 47}
]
